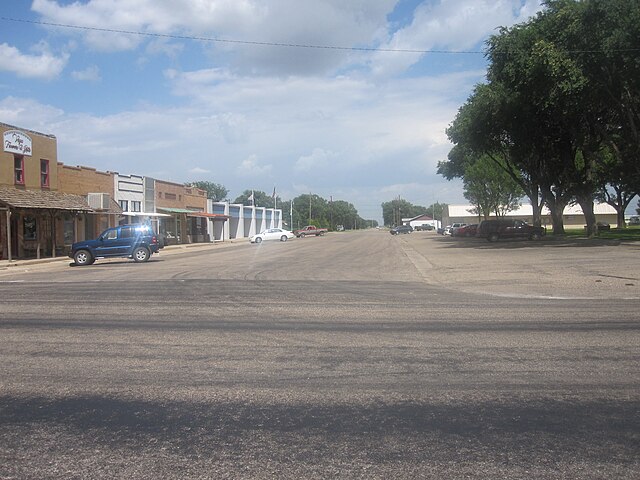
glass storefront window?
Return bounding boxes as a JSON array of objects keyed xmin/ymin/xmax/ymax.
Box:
[{"xmin": 23, "ymin": 216, "xmax": 37, "ymax": 241}]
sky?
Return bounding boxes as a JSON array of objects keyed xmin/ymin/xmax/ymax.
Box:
[{"xmin": 0, "ymin": 0, "xmax": 545, "ymax": 223}]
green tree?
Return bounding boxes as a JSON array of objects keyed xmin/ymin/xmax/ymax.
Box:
[
  {"xmin": 442, "ymin": 83, "xmax": 546, "ymax": 226},
  {"xmin": 463, "ymin": 156, "xmax": 524, "ymax": 219},
  {"xmin": 233, "ymin": 190, "xmax": 279, "ymax": 208},
  {"xmin": 594, "ymin": 146, "xmax": 638, "ymax": 228},
  {"xmin": 381, "ymin": 198, "xmax": 427, "ymax": 227},
  {"xmin": 188, "ymin": 181, "xmax": 229, "ymax": 201},
  {"xmin": 483, "ymin": 0, "xmax": 640, "ymax": 235}
]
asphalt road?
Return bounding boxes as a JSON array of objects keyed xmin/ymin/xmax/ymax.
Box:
[{"xmin": 1, "ymin": 230, "xmax": 639, "ymax": 479}]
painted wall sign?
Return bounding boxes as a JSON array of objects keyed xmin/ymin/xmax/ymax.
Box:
[{"xmin": 4, "ymin": 130, "xmax": 33, "ymax": 156}]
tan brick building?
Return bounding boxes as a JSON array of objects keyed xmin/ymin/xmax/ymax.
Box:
[
  {"xmin": 58, "ymin": 164, "xmax": 121, "ymax": 241},
  {"xmin": 0, "ymin": 122, "xmax": 124, "ymax": 260},
  {"xmin": 155, "ymin": 179, "xmax": 211, "ymax": 244},
  {"xmin": 0, "ymin": 123, "xmax": 89, "ymax": 260}
]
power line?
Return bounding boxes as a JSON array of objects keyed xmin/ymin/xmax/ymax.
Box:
[{"xmin": 0, "ymin": 16, "xmax": 483, "ymax": 55}]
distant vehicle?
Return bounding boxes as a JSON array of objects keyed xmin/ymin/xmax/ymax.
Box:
[
  {"xmin": 629, "ymin": 216, "xmax": 640, "ymax": 225},
  {"xmin": 390, "ymin": 225, "xmax": 413, "ymax": 235},
  {"xmin": 437, "ymin": 226, "xmax": 446, "ymax": 235},
  {"xmin": 453, "ymin": 224, "xmax": 478, "ymax": 237},
  {"xmin": 445, "ymin": 223, "xmax": 467, "ymax": 236},
  {"xmin": 415, "ymin": 224, "xmax": 434, "ymax": 231},
  {"xmin": 336, "ymin": 225, "xmax": 345, "ymax": 231},
  {"xmin": 70, "ymin": 224, "xmax": 160, "ymax": 266},
  {"xmin": 294, "ymin": 225, "xmax": 328, "ymax": 237},
  {"xmin": 250, "ymin": 228, "xmax": 294, "ymax": 244},
  {"xmin": 476, "ymin": 219, "xmax": 545, "ymax": 242},
  {"xmin": 596, "ymin": 222, "xmax": 611, "ymax": 231}
]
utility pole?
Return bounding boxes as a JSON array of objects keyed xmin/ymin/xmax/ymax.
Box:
[{"xmin": 330, "ymin": 196, "xmax": 333, "ymax": 231}]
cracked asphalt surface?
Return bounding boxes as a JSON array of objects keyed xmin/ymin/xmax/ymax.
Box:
[{"xmin": 1, "ymin": 230, "xmax": 639, "ymax": 478}]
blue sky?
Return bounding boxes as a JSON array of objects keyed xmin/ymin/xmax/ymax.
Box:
[{"xmin": 0, "ymin": 0, "xmax": 544, "ymax": 222}]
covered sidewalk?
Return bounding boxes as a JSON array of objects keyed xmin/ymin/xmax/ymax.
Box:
[{"xmin": 0, "ymin": 186, "xmax": 93, "ymax": 261}]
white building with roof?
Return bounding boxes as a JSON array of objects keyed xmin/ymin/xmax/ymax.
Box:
[
  {"xmin": 401, "ymin": 214, "xmax": 440, "ymax": 230},
  {"xmin": 443, "ymin": 203, "xmax": 618, "ymax": 228}
]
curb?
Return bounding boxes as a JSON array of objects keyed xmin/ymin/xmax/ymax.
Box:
[{"xmin": 0, "ymin": 240, "xmax": 245, "ymax": 269}]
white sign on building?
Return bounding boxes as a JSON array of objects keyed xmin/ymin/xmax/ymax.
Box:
[{"xmin": 3, "ymin": 130, "xmax": 32, "ymax": 156}]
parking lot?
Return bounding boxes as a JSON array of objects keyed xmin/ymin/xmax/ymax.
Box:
[{"xmin": 399, "ymin": 230, "xmax": 640, "ymax": 299}]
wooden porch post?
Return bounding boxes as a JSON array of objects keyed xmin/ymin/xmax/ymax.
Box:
[{"xmin": 6, "ymin": 209, "xmax": 12, "ymax": 262}]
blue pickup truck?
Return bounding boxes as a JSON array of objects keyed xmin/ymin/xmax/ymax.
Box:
[{"xmin": 70, "ymin": 224, "xmax": 160, "ymax": 266}]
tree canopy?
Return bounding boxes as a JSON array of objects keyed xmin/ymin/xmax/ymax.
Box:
[
  {"xmin": 188, "ymin": 181, "xmax": 229, "ymax": 202},
  {"xmin": 440, "ymin": 0, "xmax": 639, "ymax": 234}
]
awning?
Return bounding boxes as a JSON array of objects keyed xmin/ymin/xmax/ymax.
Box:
[
  {"xmin": 157, "ymin": 207, "xmax": 201, "ymax": 214},
  {"xmin": 186, "ymin": 212, "xmax": 230, "ymax": 220},
  {"xmin": 121, "ymin": 211, "xmax": 172, "ymax": 217},
  {"xmin": 0, "ymin": 185, "xmax": 92, "ymax": 212}
]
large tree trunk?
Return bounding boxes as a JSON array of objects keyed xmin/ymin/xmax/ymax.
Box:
[
  {"xmin": 529, "ymin": 191, "xmax": 543, "ymax": 227},
  {"xmin": 540, "ymin": 185, "xmax": 568, "ymax": 235},
  {"xmin": 577, "ymin": 196, "xmax": 597, "ymax": 237}
]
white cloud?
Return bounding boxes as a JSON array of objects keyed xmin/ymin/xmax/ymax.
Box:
[
  {"xmin": 0, "ymin": 96, "xmax": 65, "ymax": 127},
  {"xmin": 32, "ymin": 0, "xmax": 396, "ymax": 75},
  {"xmin": 188, "ymin": 166, "xmax": 211, "ymax": 174},
  {"xmin": 71, "ymin": 65, "xmax": 101, "ymax": 81},
  {"xmin": 371, "ymin": 0, "xmax": 544, "ymax": 76},
  {"xmin": 295, "ymin": 148, "xmax": 338, "ymax": 172},
  {"xmin": 236, "ymin": 154, "xmax": 272, "ymax": 177},
  {"xmin": 0, "ymin": 42, "xmax": 68, "ymax": 79}
]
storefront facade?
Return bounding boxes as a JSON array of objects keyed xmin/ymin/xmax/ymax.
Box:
[
  {"xmin": 0, "ymin": 123, "xmax": 92, "ymax": 260},
  {"xmin": 155, "ymin": 180, "xmax": 213, "ymax": 244}
]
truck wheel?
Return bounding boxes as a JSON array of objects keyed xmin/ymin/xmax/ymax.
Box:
[
  {"xmin": 488, "ymin": 233, "xmax": 499, "ymax": 242},
  {"xmin": 133, "ymin": 246, "xmax": 150, "ymax": 262},
  {"xmin": 73, "ymin": 249, "xmax": 93, "ymax": 266},
  {"xmin": 530, "ymin": 232, "xmax": 541, "ymax": 240},
  {"xmin": 300, "ymin": 233, "xmax": 306, "ymax": 238},
  {"xmin": 255, "ymin": 237, "xmax": 263, "ymax": 244},
  {"xmin": 280, "ymin": 235, "xmax": 288, "ymax": 242}
]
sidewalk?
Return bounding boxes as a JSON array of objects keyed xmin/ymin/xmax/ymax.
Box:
[{"xmin": 0, "ymin": 239, "xmax": 245, "ymax": 269}]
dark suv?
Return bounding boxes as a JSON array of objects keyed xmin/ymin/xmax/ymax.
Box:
[
  {"xmin": 70, "ymin": 224, "xmax": 160, "ymax": 265},
  {"xmin": 476, "ymin": 219, "xmax": 545, "ymax": 242},
  {"xmin": 390, "ymin": 225, "xmax": 413, "ymax": 235}
]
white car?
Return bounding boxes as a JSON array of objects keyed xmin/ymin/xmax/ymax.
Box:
[
  {"xmin": 250, "ymin": 228, "xmax": 294, "ymax": 244},
  {"xmin": 444, "ymin": 222, "xmax": 466, "ymax": 236}
]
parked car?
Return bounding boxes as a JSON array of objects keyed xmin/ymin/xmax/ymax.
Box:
[
  {"xmin": 437, "ymin": 226, "xmax": 446, "ymax": 235},
  {"xmin": 445, "ymin": 223, "xmax": 467, "ymax": 236},
  {"xmin": 415, "ymin": 224, "xmax": 434, "ymax": 231},
  {"xmin": 390, "ymin": 225, "xmax": 413, "ymax": 235},
  {"xmin": 453, "ymin": 224, "xmax": 478, "ymax": 237},
  {"xmin": 294, "ymin": 225, "xmax": 328, "ymax": 237},
  {"xmin": 70, "ymin": 224, "xmax": 160, "ymax": 265},
  {"xmin": 629, "ymin": 216, "xmax": 640, "ymax": 225},
  {"xmin": 596, "ymin": 222, "xmax": 611, "ymax": 231},
  {"xmin": 476, "ymin": 219, "xmax": 545, "ymax": 242},
  {"xmin": 250, "ymin": 228, "xmax": 294, "ymax": 244}
]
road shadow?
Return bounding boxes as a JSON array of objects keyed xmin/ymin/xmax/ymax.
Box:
[{"xmin": 1, "ymin": 394, "xmax": 639, "ymax": 473}]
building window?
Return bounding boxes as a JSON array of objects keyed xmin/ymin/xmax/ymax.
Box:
[
  {"xmin": 165, "ymin": 193, "xmax": 176, "ymax": 200},
  {"xmin": 63, "ymin": 219, "xmax": 75, "ymax": 245},
  {"xmin": 23, "ymin": 216, "xmax": 37, "ymax": 240},
  {"xmin": 14, "ymin": 155, "xmax": 25, "ymax": 185},
  {"xmin": 40, "ymin": 159, "xmax": 50, "ymax": 187},
  {"xmin": 119, "ymin": 200, "xmax": 129, "ymax": 211},
  {"xmin": 131, "ymin": 201, "xmax": 141, "ymax": 212}
]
